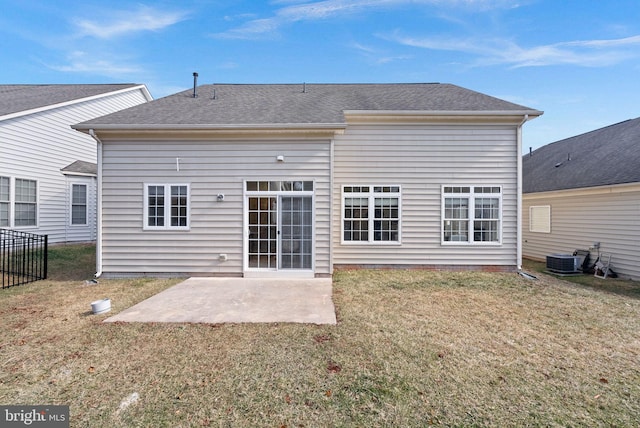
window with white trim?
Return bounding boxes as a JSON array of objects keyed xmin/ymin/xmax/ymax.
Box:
[
  {"xmin": 442, "ymin": 186, "xmax": 501, "ymax": 244},
  {"xmin": 0, "ymin": 176, "xmax": 9, "ymax": 227},
  {"xmin": 14, "ymin": 178, "xmax": 37, "ymax": 227},
  {"xmin": 529, "ymin": 205, "xmax": 551, "ymax": 233},
  {"xmin": 342, "ymin": 185, "xmax": 400, "ymax": 244},
  {"xmin": 71, "ymin": 184, "xmax": 88, "ymax": 226},
  {"xmin": 144, "ymin": 184, "xmax": 190, "ymax": 230}
]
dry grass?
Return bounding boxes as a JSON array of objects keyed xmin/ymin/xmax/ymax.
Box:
[{"xmin": 1, "ymin": 246, "xmax": 639, "ymax": 427}]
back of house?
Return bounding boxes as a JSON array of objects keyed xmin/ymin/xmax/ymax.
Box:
[
  {"xmin": 73, "ymin": 82, "xmax": 541, "ymax": 278},
  {"xmin": 0, "ymin": 84, "xmax": 152, "ymax": 243}
]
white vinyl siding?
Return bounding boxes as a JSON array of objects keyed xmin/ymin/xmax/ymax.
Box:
[
  {"xmin": 523, "ymin": 184, "xmax": 640, "ymax": 280},
  {"xmin": 529, "ymin": 205, "xmax": 551, "ymax": 233},
  {"xmin": 71, "ymin": 183, "xmax": 88, "ymax": 226},
  {"xmin": 98, "ymin": 121, "xmax": 521, "ymax": 275},
  {"xmin": 0, "ymin": 87, "xmax": 149, "ymax": 242},
  {"xmin": 333, "ymin": 123, "xmax": 518, "ymax": 268},
  {"xmin": 99, "ymin": 140, "xmax": 332, "ymax": 276}
]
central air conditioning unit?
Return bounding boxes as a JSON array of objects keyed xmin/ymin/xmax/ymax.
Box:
[{"xmin": 546, "ymin": 254, "xmax": 580, "ymax": 274}]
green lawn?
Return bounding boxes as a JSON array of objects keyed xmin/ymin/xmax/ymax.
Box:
[{"xmin": 1, "ymin": 245, "xmax": 639, "ymax": 427}]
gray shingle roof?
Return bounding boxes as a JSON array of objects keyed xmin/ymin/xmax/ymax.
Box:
[
  {"xmin": 75, "ymin": 83, "xmax": 540, "ymax": 128},
  {"xmin": 0, "ymin": 84, "xmax": 142, "ymax": 118},
  {"xmin": 60, "ymin": 160, "xmax": 97, "ymax": 176},
  {"xmin": 523, "ymin": 117, "xmax": 640, "ymax": 193}
]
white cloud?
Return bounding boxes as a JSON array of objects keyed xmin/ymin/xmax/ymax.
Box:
[
  {"xmin": 217, "ymin": 61, "xmax": 240, "ymax": 70},
  {"xmin": 350, "ymin": 42, "xmax": 377, "ymax": 53},
  {"xmin": 74, "ymin": 5, "xmax": 187, "ymax": 39},
  {"xmin": 384, "ymin": 32, "xmax": 640, "ymax": 68},
  {"xmin": 561, "ymin": 34, "xmax": 640, "ymax": 48},
  {"xmin": 212, "ymin": 0, "xmax": 519, "ymax": 39},
  {"xmin": 350, "ymin": 41, "xmax": 412, "ymax": 64},
  {"xmin": 47, "ymin": 51, "xmax": 141, "ymax": 76}
]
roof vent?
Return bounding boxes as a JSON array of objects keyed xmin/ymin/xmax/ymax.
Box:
[
  {"xmin": 192, "ymin": 72, "xmax": 198, "ymax": 98},
  {"xmin": 302, "ymin": 82, "xmax": 306, "ymax": 93}
]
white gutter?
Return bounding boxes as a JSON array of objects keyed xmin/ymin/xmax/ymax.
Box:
[
  {"xmin": 344, "ymin": 109, "xmax": 543, "ymax": 117},
  {"xmin": 88, "ymin": 129, "xmax": 103, "ymax": 278},
  {"xmin": 516, "ymin": 114, "xmax": 529, "ymax": 271},
  {"xmin": 59, "ymin": 171, "xmax": 97, "ymax": 177},
  {"xmin": 72, "ymin": 123, "xmax": 347, "ymax": 131}
]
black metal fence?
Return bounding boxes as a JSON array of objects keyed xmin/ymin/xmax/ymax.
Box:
[{"xmin": 1, "ymin": 229, "xmax": 48, "ymax": 289}]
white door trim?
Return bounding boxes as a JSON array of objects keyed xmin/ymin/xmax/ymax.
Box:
[{"xmin": 243, "ymin": 180, "xmax": 315, "ymax": 277}]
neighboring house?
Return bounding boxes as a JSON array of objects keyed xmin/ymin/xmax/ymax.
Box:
[
  {"xmin": 0, "ymin": 84, "xmax": 152, "ymax": 243},
  {"xmin": 73, "ymin": 83, "xmax": 541, "ymax": 278},
  {"xmin": 522, "ymin": 117, "xmax": 640, "ymax": 280}
]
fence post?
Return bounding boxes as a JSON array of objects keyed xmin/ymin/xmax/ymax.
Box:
[{"xmin": 43, "ymin": 234, "xmax": 48, "ymax": 279}]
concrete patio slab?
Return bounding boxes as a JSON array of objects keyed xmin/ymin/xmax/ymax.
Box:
[{"xmin": 104, "ymin": 277, "xmax": 337, "ymax": 325}]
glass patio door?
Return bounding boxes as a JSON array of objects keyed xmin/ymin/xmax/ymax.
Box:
[
  {"xmin": 248, "ymin": 196, "xmax": 278, "ymax": 269},
  {"xmin": 279, "ymin": 196, "xmax": 312, "ymax": 270},
  {"xmin": 247, "ymin": 194, "xmax": 313, "ymax": 272}
]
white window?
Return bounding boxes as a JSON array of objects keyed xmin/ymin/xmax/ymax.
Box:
[
  {"xmin": 529, "ymin": 205, "xmax": 551, "ymax": 233},
  {"xmin": 71, "ymin": 184, "xmax": 88, "ymax": 226},
  {"xmin": 14, "ymin": 178, "xmax": 37, "ymax": 227},
  {"xmin": 342, "ymin": 185, "xmax": 400, "ymax": 244},
  {"xmin": 442, "ymin": 186, "xmax": 501, "ymax": 244},
  {"xmin": 144, "ymin": 184, "xmax": 190, "ymax": 230},
  {"xmin": 0, "ymin": 176, "xmax": 9, "ymax": 227}
]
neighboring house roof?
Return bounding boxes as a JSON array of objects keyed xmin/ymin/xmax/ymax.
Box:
[
  {"xmin": 74, "ymin": 83, "xmax": 541, "ymax": 129},
  {"xmin": 523, "ymin": 117, "xmax": 640, "ymax": 193},
  {"xmin": 0, "ymin": 84, "xmax": 151, "ymax": 120},
  {"xmin": 61, "ymin": 160, "xmax": 97, "ymax": 176}
]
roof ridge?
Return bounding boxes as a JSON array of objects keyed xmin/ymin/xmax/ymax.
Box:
[{"xmin": 538, "ymin": 117, "xmax": 639, "ymax": 152}]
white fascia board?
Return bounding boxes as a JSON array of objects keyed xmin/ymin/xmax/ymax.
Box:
[
  {"xmin": 73, "ymin": 123, "xmax": 347, "ymax": 141},
  {"xmin": 60, "ymin": 171, "xmax": 97, "ymax": 177},
  {"xmin": 344, "ymin": 109, "xmax": 544, "ymax": 117},
  {"xmin": 524, "ymin": 181, "xmax": 640, "ymax": 199},
  {"xmin": 344, "ymin": 110, "xmax": 543, "ymax": 124},
  {"xmin": 73, "ymin": 122, "xmax": 346, "ymax": 131},
  {"xmin": 0, "ymin": 84, "xmax": 153, "ymax": 122}
]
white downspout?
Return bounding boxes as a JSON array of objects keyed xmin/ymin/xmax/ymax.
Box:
[
  {"xmin": 516, "ymin": 114, "xmax": 529, "ymax": 271},
  {"xmin": 89, "ymin": 129, "xmax": 103, "ymax": 278},
  {"xmin": 329, "ymin": 138, "xmax": 335, "ymax": 276}
]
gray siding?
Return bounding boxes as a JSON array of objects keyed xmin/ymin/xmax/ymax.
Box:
[
  {"xmin": 0, "ymin": 89, "xmax": 149, "ymax": 243},
  {"xmin": 523, "ymin": 186, "xmax": 640, "ymax": 280},
  {"xmin": 332, "ymin": 124, "xmax": 519, "ymax": 268},
  {"xmin": 100, "ymin": 140, "xmax": 332, "ymax": 276}
]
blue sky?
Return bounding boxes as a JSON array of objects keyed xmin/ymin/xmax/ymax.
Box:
[{"xmin": 1, "ymin": 0, "xmax": 639, "ymax": 152}]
